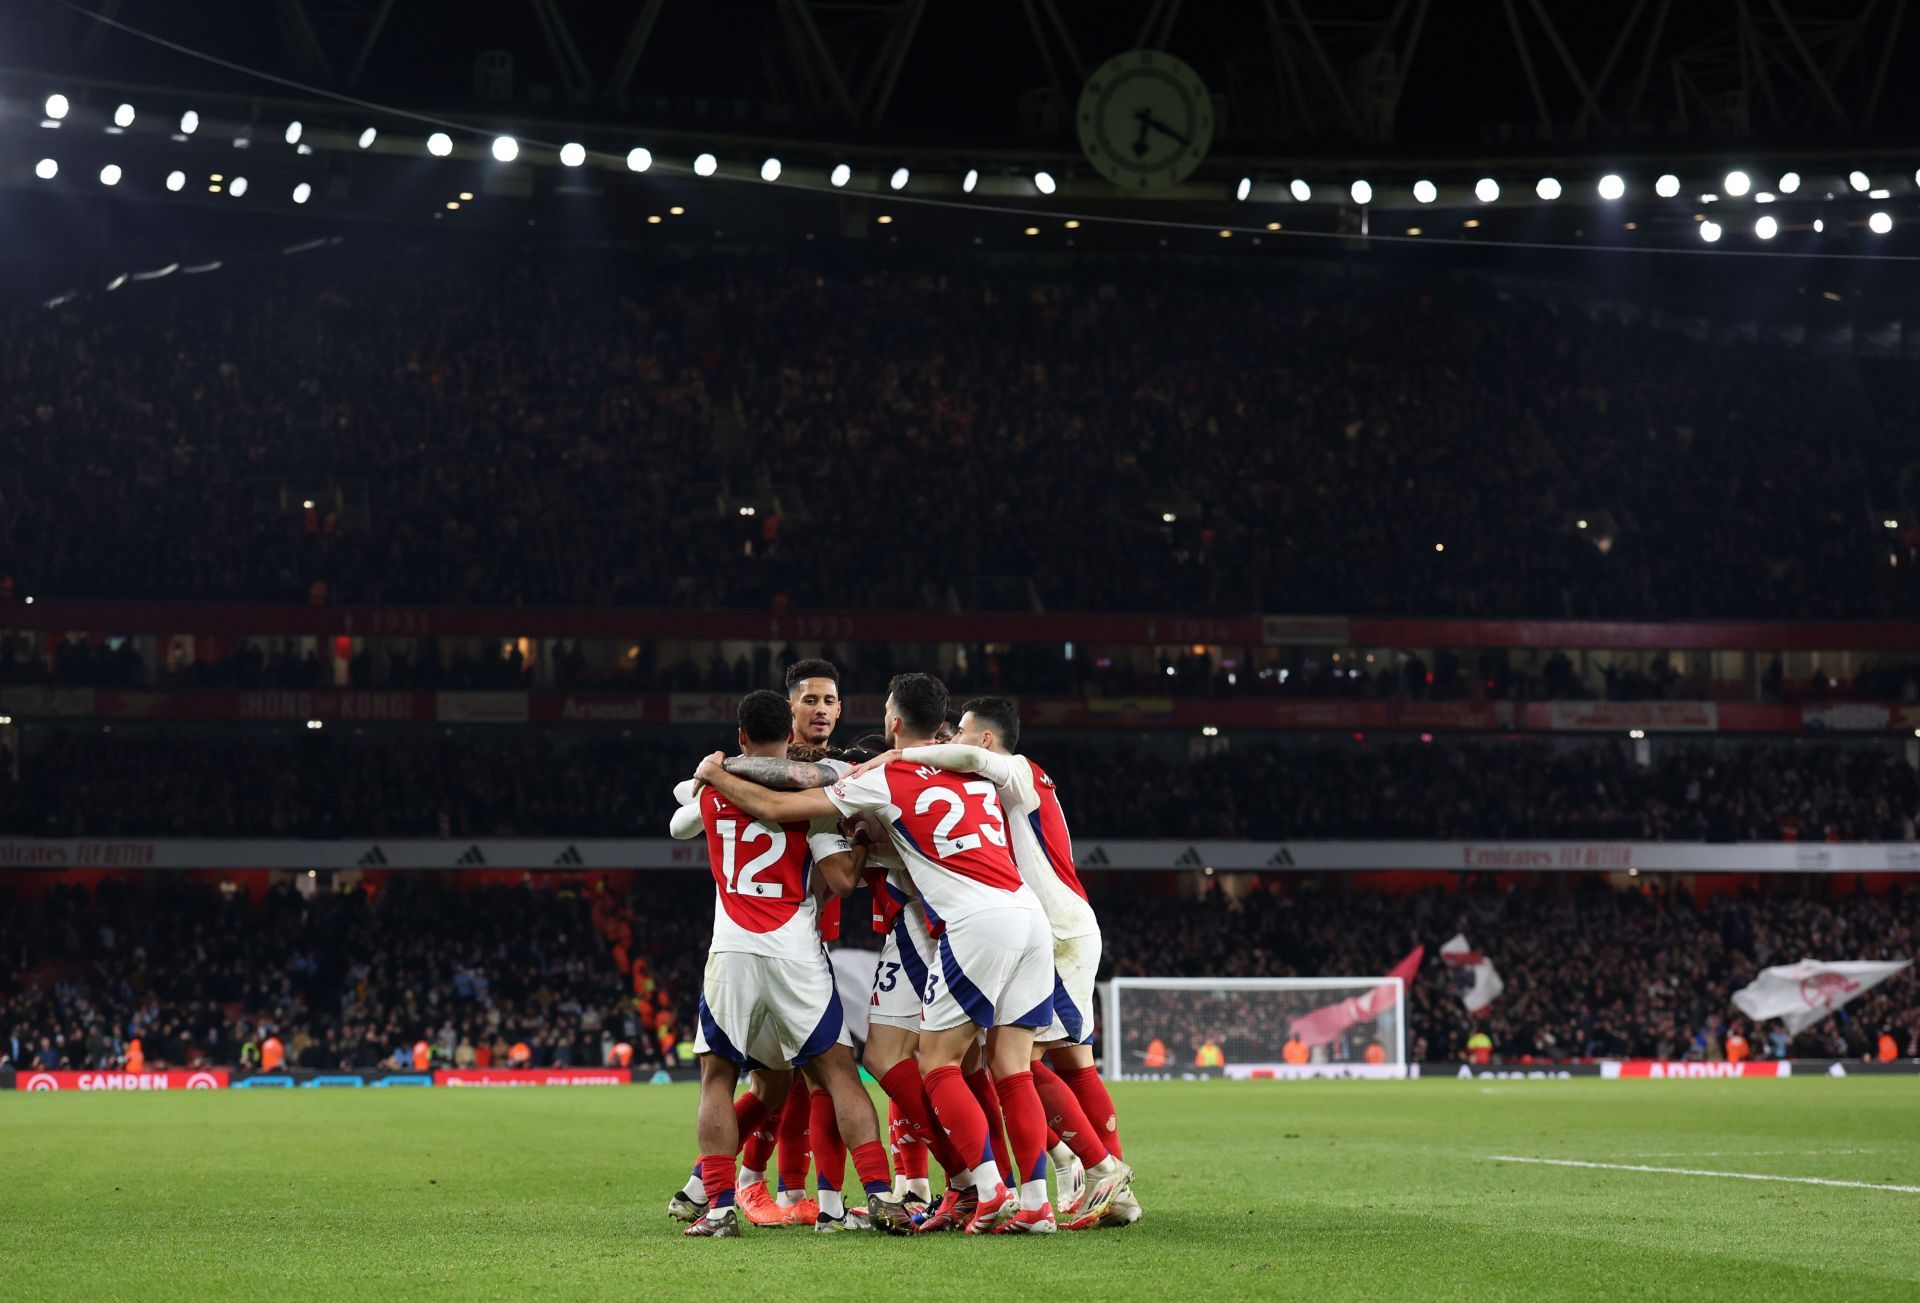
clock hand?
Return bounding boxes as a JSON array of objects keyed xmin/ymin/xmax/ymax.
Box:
[{"xmin": 1133, "ymin": 105, "xmax": 1192, "ymax": 150}]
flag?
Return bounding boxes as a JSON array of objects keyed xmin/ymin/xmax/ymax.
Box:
[
  {"xmin": 1730, "ymin": 958, "xmax": 1912, "ymax": 1034},
  {"xmin": 1288, "ymin": 946, "xmax": 1423, "ymax": 1048},
  {"xmin": 1442, "ymin": 933, "xmax": 1503, "ymax": 1012}
]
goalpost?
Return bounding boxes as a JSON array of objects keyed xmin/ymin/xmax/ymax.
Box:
[{"xmin": 1103, "ymin": 977, "xmax": 1410, "ymax": 1080}]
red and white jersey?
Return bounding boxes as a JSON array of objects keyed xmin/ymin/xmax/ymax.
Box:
[
  {"xmin": 701, "ymin": 786, "xmax": 850, "ymax": 960},
  {"xmin": 895, "ymin": 745, "xmax": 1098, "ymax": 941},
  {"xmin": 827, "ymin": 759, "xmax": 1043, "ymax": 928}
]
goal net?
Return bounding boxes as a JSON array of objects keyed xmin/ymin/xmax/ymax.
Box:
[{"xmin": 1103, "ymin": 977, "xmax": 1409, "ymax": 1080}]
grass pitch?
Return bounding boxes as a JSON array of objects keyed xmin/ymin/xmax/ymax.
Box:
[{"xmin": 4, "ymin": 1078, "xmax": 1918, "ymax": 1300}]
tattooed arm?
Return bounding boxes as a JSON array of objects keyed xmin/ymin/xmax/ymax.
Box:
[{"xmin": 719, "ymin": 755, "xmax": 840, "ymax": 791}]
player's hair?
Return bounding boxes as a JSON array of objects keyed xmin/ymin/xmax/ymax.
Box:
[
  {"xmin": 959, "ymin": 696, "xmax": 1021, "ymax": 752},
  {"xmin": 852, "ymin": 733, "xmax": 888, "ymax": 752},
  {"xmin": 737, "ymin": 690, "xmax": 794, "ymax": 744},
  {"xmin": 785, "ymin": 658, "xmax": 840, "ymax": 694},
  {"xmin": 786, "ymin": 742, "xmax": 844, "ymax": 761},
  {"xmin": 887, "ymin": 672, "xmax": 949, "ymax": 737}
]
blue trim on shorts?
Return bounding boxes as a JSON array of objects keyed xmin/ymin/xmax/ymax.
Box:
[
  {"xmin": 1050, "ymin": 971, "xmax": 1086, "ymax": 1042},
  {"xmin": 793, "ymin": 979, "xmax": 845, "ymax": 1066},
  {"xmin": 698, "ymin": 994, "xmax": 769, "ymax": 1070},
  {"xmin": 1008, "ymin": 989, "xmax": 1055, "ymax": 1031},
  {"xmin": 893, "ymin": 915, "xmax": 929, "ymax": 995},
  {"xmin": 936, "ymin": 934, "xmax": 997, "ymax": 1027}
]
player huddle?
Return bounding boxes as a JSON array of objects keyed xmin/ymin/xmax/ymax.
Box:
[{"xmin": 666, "ymin": 661, "xmax": 1137, "ymax": 1236}]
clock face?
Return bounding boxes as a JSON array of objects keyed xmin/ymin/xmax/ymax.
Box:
[{"xmin": 1077, "ymin": 49, "xmax": 1213, "ymax": 192}]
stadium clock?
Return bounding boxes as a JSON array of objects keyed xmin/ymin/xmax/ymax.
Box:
[{"xmin": 1076, "ymin": 50, "xmax": 1214, "ymax": 192}]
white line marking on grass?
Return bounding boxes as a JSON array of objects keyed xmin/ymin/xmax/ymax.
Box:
[{"xmin": 1490, "ymin": 1155, "xmax": 1920, "ymax": 1195}]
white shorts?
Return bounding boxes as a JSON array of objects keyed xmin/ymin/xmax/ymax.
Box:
[
  {"xmin": 922, "ymin": 905, "xmax": 1055, "ymax": 1035},
  {"xmin": 869, "ymin": 931, "xmax": 929, "ymax": 1031},
  {"xmin": 693, "ymin": 948, "xmax": 850, "ymax": 1069},
  {"xmin": 1039, "ymin": 930, "xmax": 1101, "ymax": 1047}
]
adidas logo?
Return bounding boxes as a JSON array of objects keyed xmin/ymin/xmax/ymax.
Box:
[
  {"xmin": 553, "ymin": 845, "xmax": 584, "ymax": 867},
  {"xmin": 454, "ymin": 845, "xmax": 487, "ymax": 867},
  {"xmin": 1081, "ymin": 847, "xmax": 1110, "ymax": 867},
  {"xmin": 355, "ymin": 846, "xmax": 389, "ymax": 867},
  {"xmin": 1172, "ymin": 847, "xmax": 1204, "ymax": 868},
  {"xmin": 1265, "ymin": 847, "xmax": 1295, "ymax": 867}
]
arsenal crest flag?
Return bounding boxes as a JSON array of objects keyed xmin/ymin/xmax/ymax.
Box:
[
  {"xmin": 1441, "ymin": 933, "xmax": 1504, "ymax": 1013},
  {"xmin": 1730, "ymin": 958, "xmax": 1912, "ymax": 1034}
]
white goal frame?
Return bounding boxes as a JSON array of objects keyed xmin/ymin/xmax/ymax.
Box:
[{"xmin": 1104, "ymin": 976, "xmax": 1409, "ymax": 1080}]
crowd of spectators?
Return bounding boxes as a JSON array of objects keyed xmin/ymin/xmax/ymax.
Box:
[
  {"xmin": 5, "ymin": 245, "xmax": 1917, "ymax": 620},
  {"xmin": 1097, "ymin": 876, "xmax": 1920, "ymax": 1064},
  {"xmin": 6, "ymin": 726, "xmax": 1914, "ymax": 844},
  {"xmin": 4, "ymin": 873, "xmax": 1911, "ymax": 1072},
  {"xmin": 0, "ymin": 876, "xmax": 670, "ymax": 1075}
]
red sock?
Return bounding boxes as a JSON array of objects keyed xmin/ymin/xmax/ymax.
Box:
[
  {"xmin": 849, "ymin": 1140, "xmax": 892, "ymax": 1196},
  {"xmin": 1057, "ymin": 1064, "xmax": 1122, "ymax": 1159},
  {"xmin": 878, "ymin": 1060, "xmax": 969, "ymax": 1176},
  {"xmin": 700, "ymin": 1153, "xmax": 736, "ymax": 1207},
  {"xmin": 890, "ymin": 1101, "xmax": 929, "ymax": 1181},
  {"xmin": 965, "ymin": 1068, "xmax": 1012, "ymax": 1178},
  {"xmin": 1032, "ymin": 1060, "xmax": 1109, "ymax": 1167},
  {"xmin": 994, "ymin": 1070, "xmax": 1049, "ymax": 1188},
  {"xmin": 922, "ymin": 1065, "xmax": 991, "ymax": 1185},
  {"xmin": 740, "ymin": 1092, "xmax": 780, "ymax": 1172},
  {"xmin": 808, "ymin": 1085, "xmax": 847, "ymax": 1193},
  {"xmin": 733, "ymin": 1093, "xmax": 770, "ymax": 1150},
  {"xmin": 777, "ymin": 1081, "xmax": 811, "ymax": 1193}
]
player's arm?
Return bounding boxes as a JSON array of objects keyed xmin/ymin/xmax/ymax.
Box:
[
  {"xmin": 719, "ymin": 756, "xmax": 840, "ymax": 790},
  {"xmin": 668, "ymin": 802, "xmax": 704, "ymax": 840},
  {"xmin": 899, "ymin": 742, "xmax": 1018, "ymax": 788},
  {"xmin": 813, "ymin": 844, "xmax": 868, "ymax": 899},
  {"xmin": 695, "ymin": 753, "xmax": 839, "ymax": 823}
]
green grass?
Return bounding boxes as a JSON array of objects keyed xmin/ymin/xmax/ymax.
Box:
[{"xmin": 4, "ymin": 1079, "xmax": 1919, "ymax": 1300}]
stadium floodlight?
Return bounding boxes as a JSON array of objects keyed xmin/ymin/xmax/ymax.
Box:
[
  {"xmin": 292, "ymin": 182, "xmax": 312, "ymax": 204},
  {"xmin": 890, "ymin": 166, "xmax": 910, "ymax": 190},
  {"xmin": 1699, "ymin": 219, "xmax": 1721, "ymax": 243},
  {"xmin": 1870, "ymin": 211, "xmax": 1893, "ymax": 234},
  {"xmin": 229, "ymin": 176, "xmax": 249, "ymax": 196},
  {"xmin": 284, "ymin": 120, "xmax": 302, "ymax": 145},
  {"xmin": 830, "ymin": 163, "xmax": 851, "ymax": 188},
  {"xmin": 1536, "ymin": 177, "xmax": 1562, "ymax": 200},
  {"xmin": 1814, "ymin": 218, "xmax": 1825, "ymax": 233},
  {"xmin": 1474, "ymin": 177, "xmax": 1499, "ymax": 202},
  {"xmin": 693, "ymin": 152, "xmax": 717, "ymax": 176},
  {"xmin": 356, "ymin": 127, "xmax": 378, "ymax": 149},
  {"xmin": 560, "ymin": 142, "xmax": 586, "ymax": 167},
  {"xmin": 626, "ymin": 147, "xmax": 652, "ymax": 172},
  {"xmin": 1778, "ymin": 171, "xmax": 1801, "ymax": 193},
  {"xmin": 1106, "ymin": 977, "xmax": 1409, "ymax": 1080},
  {"xmin": 427, "ymin": 132, "xmax": 453, "ymax": 157},
  {"xmin": 98, "ymin": 163, "xmax": 121, "ymax": 186},
  {"xmin": 181, "ymin": 110, "xmax": 200, "ymax": 135},
  {"xmin": 45, "ymin": 94, "xmax": 69, "ymax": 121},
  {"xmin": 491, "ymin": 136, "xmax": 518, "ymax": 163},
  {"xmin": 1289, "ymin": 178, "xmax": 1311, "ymax": 201},
  {"xmin": 961, "ymin": 168, "xmax": 978, "ymax": 193},
  {"xmin": 1723, "ymin": 169, "xmax": 1750, "ymax": 197},
  {"xmin": 114, "ymin": 103, "xmax": 136, "ymax": 128},
  {"xmin": 34, "ymin": 158, "xmax": 57, "ymax": 180},
  {"xmin": 165, "ymin": 169, "xmax": 185, "ymax": 191},
  {"xmin": 1755, "ymin": 215, "xmax": 1777, "ymax": 240},
  {"xmin": 1350, "ymin": 179, "xmax": 1372, "ymax": 204},
  {"xmin": 760, "ymin": 157, "xmax": 782, "ymax": 182},
  {"xmin": 1034, "ymin": 170, "xmax": 1056, "ymax": 195},
  {"xmin": 1235, "ymin": 176, "xmax": 1251, "ymax": 201},
  {"xmin": 1849, "ymin": 170, "xmax": 1870, "ymax": 191},
  {"xmin": 1655, "ymin": 173, "xmax": 1681, "ymax": 197},
  {"xmin": 1413, "ymin": 179, "xmax": 1437, "ymax": 203},
  {"xmin": 1597, "ymin": 173, "xmax": 1626, "ymax": 200}
]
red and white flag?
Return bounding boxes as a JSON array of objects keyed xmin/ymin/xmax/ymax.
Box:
[
  {"xmin": 1442, "ymin": 933, "xmax": 1503, "ymax": 1012},
  {"xmin": 1288, "ymin": 946, "xmax": 1423, "ymax": 1048},
  {"xmin": 1730, "ymin": 958, "xmax": 1911, "ymax": 1034}
]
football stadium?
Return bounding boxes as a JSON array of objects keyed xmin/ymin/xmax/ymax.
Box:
[{"xmin": 3, "ymin": 2, "xmax": 1919, "ymax": 1297}]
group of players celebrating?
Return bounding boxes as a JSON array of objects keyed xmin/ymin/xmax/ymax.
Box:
[{"xmin": 666, "ymin": 660, "xmax": 1138, "ymax": 1236}]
